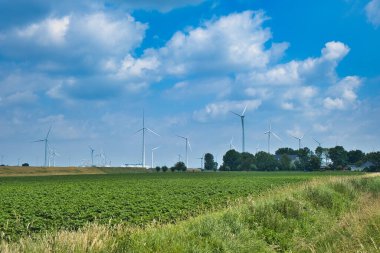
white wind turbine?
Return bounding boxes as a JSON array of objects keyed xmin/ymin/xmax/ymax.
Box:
[
  {"xmin": 229, "ymin": 137, "xmax": 236, "ymax": 150},
  {"xmin": 135, "ymin": 110, "xmax": 160, "ymax": 168},
  {"xmin": 230, "ymin": 104, "xmax": 247, "ymax": 153},
  {"xmin": 89, "ymin": 146, "xmax": 95, "ymax": 166},
  {"xmin": 197, "ymin": 155, "xmax": 204, "ymax": 170},
  {"xmin": 291, "ymin": 134, "xmax": 304, "ymax": 150},
  {"xmin": 33, "ymin": 126, "xmax": 52, "ymax": 167},
  {"xmin": 264, "ymin": 121, "xmax": 282, "ymax": 154},
  {"xmin": 151, "ymin": 146, "xmax": 160, "ymax": 169},
  {"xmin": 49, "ymin": 148, "xmax": 59, "ymax": 167},
  {"xmin": 176, "ymin": 135, "xmax": 192, "ymax": 168}
]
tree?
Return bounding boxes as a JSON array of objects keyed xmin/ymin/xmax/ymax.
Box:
[
  {"xmin": 275, "ymin": 147, "xmax": 298, "ymax": 155},
  {"xmin": 309, "ymin": 155, "xmax": 322, "ymax": 171},
  {"xmin": 328, "ymin": 146, "xmax": 348, "ymax": 169},
  {"xmin": 347, "ymin": 150, "xmax": 365, "ymax": 164},
  {"xmin": 255, "ymin": 151, "xmax": 278, "ymax": 171},
  {"xmin": 173, "ymin": 161, "xmax": 187, "ymax": 172},
  {"xmin": 22, "ymin": 163, "xmax": 29, "ymax": 167},
  {"xmin": 365, "ymin": 152, "xmax": 380, "ymax": 171},
  {"xmin": 162, "ymin": 166, "xmax": 168, "ymax": 172},
  {"xmin": 204, "ymin": 153, "xmax": 215, "ymax": 170},
  {"xmin": 220, "ymin": 149, "xmax": 241, "ymax": 171},
  {"xmin": 279, "ymin": 154, "xmax": 292, "ymax": 171},
  {"xmin": 155, "ymin": 166, "xmax": 161, "ymax": 172},
  {"xmin": 239, "ymin": 152, "xmax": 256, "ymax": 171}
]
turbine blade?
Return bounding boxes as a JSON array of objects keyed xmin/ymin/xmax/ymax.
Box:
[
  {"xmin": 272, "ymin": 132, "xmax": 282, "ymax": 141},
  {"xmin": 134, "ymin": 128, "xmax": 143, "ymax": 135},
  {"xmin": 176, "ymin": 134, "xmax": 186, "ymax": 139},
  {"xmin": 152, "ymin": 146, "xmax": 160, "ymax": 151},
  {"xmin": 241, "ymin": 104, "xmax": 247, "ymax": 116},
  {"xmin": 33, "ymin": 139, "xmax": 45, "ymax": 142},
  {"xmin": 188, "ymin": 140, "xmax": 192, "ymax": 152},
  {"xmin": 146, "ymin": 127, "xmax": 160, "ymax": 136},
  {"xmin": 230, "ymin": 111, "xmax": 241, "ymax": 117},
  {"xmin": 46, "ymin": 125, "xmax": 52, "ymax": 139}
]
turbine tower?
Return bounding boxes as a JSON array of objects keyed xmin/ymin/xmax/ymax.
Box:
[
  {"xmin": 33, "ymin": 126, "xmax": 51, "ymax": 167},
  {"xmin": 89, "ymin": 146, "xmax": 95, "ymax": 166},
  {"xmin": 197, "ymin": 155, "xmax": 204, "ymax": 170},
  {"xmin": 135, "ymin": 110, "xmax": 160, "ymax": 168},
  {"xmin": 151, "ymin": 146, "xmax": 160, "ymax": 169},
  {"xmin": 291, "ymin": 134, "xmax": 304, "ymax": 150},
  {"xmin": 176, "ymin": 135, "xmax": 191, "ymax": 168},
  {"xmin": 264, "ymin": 121, "xmax": 281, "ymax": 154},
  {"xmin": 230, "ymin": 105, "xmax": 247, "ymax": 152}
]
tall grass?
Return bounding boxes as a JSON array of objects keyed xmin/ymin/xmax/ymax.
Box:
[{"xmin": 1, "ymin": 175, "xmax": 379, "ymax": 252}]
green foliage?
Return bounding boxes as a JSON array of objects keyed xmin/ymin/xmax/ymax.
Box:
[
  {"xmin": 239, "ymin": 152, "xmax": 256, "ymax": 171},
  {"xmin": 279, "ymin": 154, "xmax": 292, "ymax": 171},
  {"xmin": 161, "ymin": 166, "xmax": 168, "ymax": 172},
  {"xmin": 347, "ymin": 150, "xmax": 365, "ymax": 164},
  {"xmin": 220, "ymin": 149, "xmax": 241, "ymax": 171},
  {"xmin": 329, "ymin": 146, "xmax": 348, "ymax": 169},
  {"xmin": 173, "ymin": 161, "xmax": 186, "ymax": 171},
  {"xmin": 254, "ymin": 151, "xmax": 278, "ymax": 171},
  {"xmin": 275, "ymin": 147, "xmax": 298, "ymax": 155},
  {"xmin": 204, "ymin": 153, "xmax": 215, "ymax": 171},
  {"xmin": 155, "ymin": 166, "xmax": 160, "ymax": 172},
  {"xmin": 365, "ymin": 152, "xmax": 380, "ymax": 171},
  {"xmin": 0, "ymin": 172, "xmax": 320, "ymax": 241}
]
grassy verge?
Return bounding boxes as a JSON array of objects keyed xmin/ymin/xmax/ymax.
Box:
[{"xmin": 1, "ymin": 174, "xmax": 379, "ymax": 252}]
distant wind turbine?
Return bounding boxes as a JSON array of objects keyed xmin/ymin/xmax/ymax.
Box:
[
  {"xmin": 291, "ymin": 134, "xmax": 304, "ymax": 150},
  {"xmin": 151, "ymin": 146, "xmax": 160, "ymax": 169},
  {"xmin": 33, "ymin": 126, "xmax": 52, "ymax": 167},
  {"xmin": 197, "ymin": 156, "xmax": 204, "ymax": 170},
  {"xmin": 135, "ymin": 110, "xmax": 160, "ymax": 168},
  {"xmin": 49, "ymin": 148, "xmax": 59, "ymax": 167},
  {"xmin": 229, "ymin": 137, "xmax": 236, "ymax": 150},
  {"xmin": 230, "ymin": 104, "xmax": 247, "ymax": 152},
  {"xmin": 176, "ymin": 135, "xmax": 192, "ymax": 168},
  {"xmin": 89, "ymin": 146, "xmax": 95, "ymax": 166},
  {"xmin": 264, "ymin": 121, "xmax": 282, "ymax": 154}
]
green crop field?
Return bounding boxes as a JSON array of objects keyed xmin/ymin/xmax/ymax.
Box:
[{"xmin": 0, "ymin": 171, "xmax": 356, "ymax": 241}]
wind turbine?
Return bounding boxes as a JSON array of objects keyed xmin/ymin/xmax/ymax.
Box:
[
  {"xmin": 230, "ymin": 105, "xmax": 247, "ymax": 152},
  {"xmin": 197, "ymin": 154, "xmax": 204, "ymax": 170},
  {"xmin": 49, "ymin": 148, "xmax": 59, "ymax": 167},
  {"xmin": 151, "ymin": 146, "xmax": 160, "ymax": 169},
  {"xmin": 264, "ymin": 121, "xmax": 282, "ymax": 154},
  {"xmin": 33, "ymin": 126, "xmax": 51, "ymax": 167},
  {"xmin": 135, "ymin": 110, "xmax": 160, "ymax": 168},
  {"xmin": 176, "ymin": 135, "xmax": 192, "ymax": 168},
  {"xmin": 312, "ymin": 137, "xmax": 321, "ymax": 147},
  {"xmin": 229, "ymin": 137, "xmax": 236, "ymax": 150},
  {"xmin": 89, "ymin": 146, "xmax": 95, "ymax": 166},
  {"xmin": 291, "ymin": 134, "xmax": 304, "ymax": 150}
]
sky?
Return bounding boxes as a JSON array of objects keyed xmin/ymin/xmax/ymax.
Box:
[{"xmin": 0, "ymin": 0, "xmax": 380, "ymax": 167}]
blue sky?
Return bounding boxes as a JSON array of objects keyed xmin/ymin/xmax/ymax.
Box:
[{"xmin": 0, "ymin": 0, "xmax": 379, "ymax": 167}]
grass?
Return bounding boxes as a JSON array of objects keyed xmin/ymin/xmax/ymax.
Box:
[{"xmin": 0, "ymin": 173, "xmax": 378, "ymax": 252}]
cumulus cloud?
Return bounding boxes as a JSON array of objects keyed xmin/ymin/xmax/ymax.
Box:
[
  {"xmin": 323, "ymin": 76, "xmax": 361, "ymax": 110},
  {"xmin": 365, "ymin": 0, "xmax": 380, "ymax": 27},
  {"xmin": 193, "ymin": 99, "xmax": 262, "ymax": 121}
]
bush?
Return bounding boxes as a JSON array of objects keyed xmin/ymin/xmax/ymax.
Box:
[{"xmin": 162, "ymin": 166, "xmax": 168, "ymax": 172}]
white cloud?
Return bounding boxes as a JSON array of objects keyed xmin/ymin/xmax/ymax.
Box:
[
  {"xmin": 321, "ymin": 41, "xmax": 350, "ymax": 61},
  {"xmin": 156, "ymin": 11, "xmax": 286, "ymax": 76},
  {"xmin": 193, "ymin": 99, "xmax": 261, "ymax": 121},
  {"xmin": 365, "ymin": 0, "xmax": 380, "ymax": 27},
  {"xmin": 16, "ymin": 16, "xmax": 70, "ymax": 46},
  {"xmin": 323, "ymin": 76, "xmax": 361, "ymax": 110},
  {"xmin": 119, "ymin": 0, "xmax": 206, "ymax": 12}
]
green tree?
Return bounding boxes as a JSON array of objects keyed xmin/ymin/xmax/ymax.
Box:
[
  {"xmin": 155, "ymin": 166, "xmax": 161, "ymax": 172},
  {"xmin": 255, "ymin": 151, "xmax": 278, "ymax": 171},
  {"xmin": 220, "ymin": 149, "xmax": 241, "ymax": 171},
  {"xmin": 365, "ymin": 152, "xmax": 380, "ymax": 171},
  {"xmin": 347, "ymin": 150, "xmax": 365, "ymax": 164},
  {"xmin": 275, "ymin": 147, "xmax": 298, "ymax": 155},
  {"xmin": 239, "ymin": 152, "xmax": 256, "ymax": 171},
  {"xmin": 204, "ymin": 153, "xmax": 215, "ymax": 170},
  {"xmin": 279, "ymin": 154, "xmax": 292, "ymax": 171},
  {"xmin": 309, "ymin": 155, "xmax": 322, "ymax": 171},
  {"xmin": 162, "ymin": 166, "xmax": 168, "ymax": 172},
  {"xmin": 328, "ymin": 146, "xmax": 348, "ymax": 169},
  {"xmin": 174, "ymin": 161, "xmax": 187, "ymax": 172}
]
